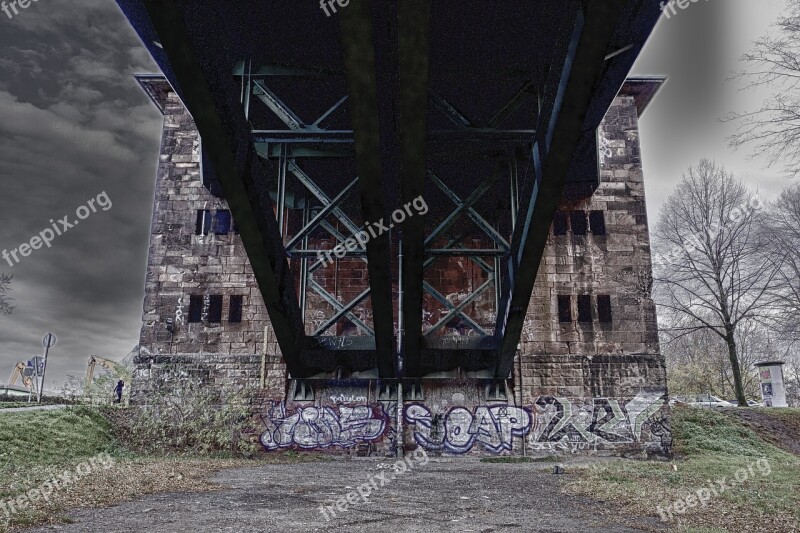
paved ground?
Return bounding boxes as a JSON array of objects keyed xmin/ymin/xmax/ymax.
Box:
[
  {"xmin": 0, "ymin": 404, "xmax": 67, "ymax": 414},
  {"xmin": 23, "ymin": 458, "xmax": 665, "ymax": 532}
]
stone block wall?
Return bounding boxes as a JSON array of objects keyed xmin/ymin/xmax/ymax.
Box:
[
  {"xmin": 132, "ymin": 89, "xmax": 286, "ymax": 402},
  {"xmin": 133, "ymin": 80, "xmax": 669, "ymax": 458}
]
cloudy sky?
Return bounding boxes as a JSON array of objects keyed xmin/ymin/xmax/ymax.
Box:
[{"xmin": 0, "ymin": 0, "xmax": 792, "ymax": 390}]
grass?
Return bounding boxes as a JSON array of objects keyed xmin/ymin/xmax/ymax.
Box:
[
  {"xmin": 0, "ymin": 406, "xmax": 328, "ymax": 532},
  {"xmin": 0, "ymin": 406, "xmax": 120, "ymax": 477},
  {"xmin": 0, "ymin": 403, "xmax": 31, "ymax": 410},
  {"xmin": 563, "ymin": 406, "xmax": 800, "ymax": 532}
]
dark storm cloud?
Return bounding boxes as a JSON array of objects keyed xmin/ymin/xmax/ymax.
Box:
[{"xmin": 0, "ymin": 0, "xmax": 161, "ymax": 389}]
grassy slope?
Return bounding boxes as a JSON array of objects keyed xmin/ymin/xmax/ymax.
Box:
[
  {"xmin": 0, "ymin": 407, "xmax": 119, "ymax": 477},
  {"xmin": 563, "ymin": 406, "xmax": 800, "ymax": 532}
]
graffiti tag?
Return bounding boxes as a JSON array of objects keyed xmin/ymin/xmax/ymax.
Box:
[{"xmin": 260, "ymin": 402, "xmax": 386, "ymax": 450}]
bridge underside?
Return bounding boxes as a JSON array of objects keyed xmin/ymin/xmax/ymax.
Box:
[{"xmin": 118, "ymin": 0, "xmax": 662, "ymax": 380}]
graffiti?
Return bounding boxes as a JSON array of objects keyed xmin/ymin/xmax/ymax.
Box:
[
  {"xmin": 175, "ymin": 296, "xmax": 185, "ymax": 326},
  {"xmin": 646, "ymin": 414, "xmax": 673, "ymax": 451},
  {"xmin": 201, "ymin": 294, "xmax": 210, "ymax": 323},
  {"xmin": 260, "ymin": 401, "xmax": 387, "ymax": 450},
  {"xmin": 402, "ymin": 391, "xmax": 666, "ymax": 454},
  {"xmin": 329, "ymin": 394, "xmax": 366, "ymax": 403},
  {"xmin": 405, "ymin": 404, "xmax": 531, "ymax": 453},
  {"xmin": 598, "ymin": 124, "xmax": 614, "ymax": 166},
  {"xmin": 312, "ymin": 336, "xmax": 353, "ymax": 348},
  {"xmin": 521, "ymin": 318, "xmax": 537, "ymax": 342},
  {"xmin": 530, "ymin": 391, "xmax": 666, "ymax": 446},
  {"xmin": 529, "ymin": 438, "xmax": 601, "ymax": 454}
]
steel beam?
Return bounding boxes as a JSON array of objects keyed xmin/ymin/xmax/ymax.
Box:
[
  {"xmin": 398, "ymin": 0, "xmax": 432, "ymax": 378},
  {"xmin": 139, "ymin": 0, "xmax": 307, "ymax": 376},
  {"xmin": 494, "ymin": 0, "xmax": 628, "ymax": 378},
  {"xmin": 338, "ymin": 0, "xmax": 395, "ymax": 378}
]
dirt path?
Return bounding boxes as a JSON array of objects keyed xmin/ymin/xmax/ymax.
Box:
[{"xmin": 21, "ymin": 458, "xmax": 665, "ymax": 533}]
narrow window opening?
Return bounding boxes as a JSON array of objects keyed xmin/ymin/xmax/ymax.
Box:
[
  {"xmin": 589, "ymin": 210, "xmax": 606, "ymax": 236},
  {"xmin": 570, "ymin": 211, "xmax": 588, "ymax": 236},
  {"xmin": 553, "ymin": 211, "xmax": 569, "ymax": 236},
  {"xmin": 486, "ymin": 380, "xmax": 508, "ymax": 401},
  {"xmin": 195, "ymin": 210, "xmax": 212, "ymax": 235},
  {"xmin": 214, "ymin": 210, "xmax": 232, "ymax": 235},
  {"xmin": 598, "ymin": 295, "xmax": 612, "ymax": 323},
  {"xmin": 208, "ymin": 295, "xmax": 223, "ymax": 323},
  {"xmin": 292, "ymin": 380, "xmax": 315, "ymax": 401},
  {"xmin": 557, "ymin": 295, "xmax": 572, "ymax": 323},
  {"xmin": 188, "ymin": 295, "xmax": 203, "ymax": 323},
  {"xmin": 577, "ymin": 295, "xmax": 592, "ymax": 323},
  {"xmin": 229, "ymin": 295, "xmax": 243, "ymax": 323},
  {"xmin": 378, "ymin": 384, "xmax": 398, "ymax": 401},
  {"xmin": 404, "ymin": 383, "xmax": 424, "ymax": 401}
]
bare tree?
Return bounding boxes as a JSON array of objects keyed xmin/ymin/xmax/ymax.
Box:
[
  {"xmin": 661, "ymin": 321, "xmax": 762, "ymax": 400},
  {"xmin": 763, "ymin": 184, "xmax": 800, "ymax": 345},
  {"xmin": 726, "ymin": 1, "xmax": 800, "ymax": 177},
  {"xmin": 652, "ymin": 160, "xmax": 780, "ymax": 406},
  {"xmin": 0, "ymin": 273, "xmax": 13, "ymax": 316}
]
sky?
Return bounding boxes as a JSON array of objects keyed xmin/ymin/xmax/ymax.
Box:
[{"xmin": 0, "ymin": 0, "xmax": 793, "ymax": 390}]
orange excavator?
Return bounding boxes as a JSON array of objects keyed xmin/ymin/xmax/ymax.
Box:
[
  {"xmin": 7, "ymin": 361, "xmax": 35, "ymax": 391},
  {"xmin": 85, "ymin": 355, "xmax": 123, "ymax": 385}
]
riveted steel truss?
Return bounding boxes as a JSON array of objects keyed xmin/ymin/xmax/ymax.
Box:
[{"xmin": 119, "ymin": 0, "xmax": 663, "ymax": 380}]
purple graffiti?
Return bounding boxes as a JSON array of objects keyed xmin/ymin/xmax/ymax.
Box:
[
  {"xmin": 405, "ymin": 404, "xmax": 531, "ymax": 453},
  {"xmin": 260, "ymin": 402, "xmax": 387, "ymax": 450}
]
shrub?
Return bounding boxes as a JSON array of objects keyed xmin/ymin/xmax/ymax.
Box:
[{"xmin": 109, "ymin": 383, "xmax": 259, "ymax": 456}]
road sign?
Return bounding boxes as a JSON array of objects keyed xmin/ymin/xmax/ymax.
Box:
[
  {"xmin": 42, "ymin": 332, "xmax": 57, "ymax": 349},
  {"xmin": 31, "ymin": 356, "xmax": 45, "ymax": 376}
]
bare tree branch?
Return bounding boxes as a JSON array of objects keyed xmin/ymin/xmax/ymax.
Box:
[
  {"xmin": 725, "ymin": 1, "xmax": 800, "ymax": 177},
  {"xmin": 653, "ymin": 160, "xmax": 776, "ymax": 405}
]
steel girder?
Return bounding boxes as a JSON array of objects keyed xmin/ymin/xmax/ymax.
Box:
[
  {"xmin": 118, "ymin": 0, "xmax": 663, "ymax": 380},
  {"xmin": 493, "ymin": 0, "xmax": 633, "ymax": 378},
  {"xmin": 135, "ymin": 0, "xmax": 309, "ymax": 377}
]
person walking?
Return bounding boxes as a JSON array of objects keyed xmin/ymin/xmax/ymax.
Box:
[{"xmin": 114, "ymin": 380, "xmax": 124, "ymax": 404}]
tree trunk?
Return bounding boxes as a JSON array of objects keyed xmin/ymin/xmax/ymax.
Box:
[{"xmin": 726, "ymin": 332, "xmax": 747, "ymax": 406}]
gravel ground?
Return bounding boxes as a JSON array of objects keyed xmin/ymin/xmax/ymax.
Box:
[{"xmin": 22, "ymin": 457, "xmax": 666, "ymax": 532}]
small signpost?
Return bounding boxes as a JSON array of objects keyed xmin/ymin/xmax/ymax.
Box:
[{"xmin": 37, "ymin": 332, "xmax": 56, "ymax": 404}]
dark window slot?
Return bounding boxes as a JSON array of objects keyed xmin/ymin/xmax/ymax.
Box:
[
  {"xmin": 570, "ymin": 211, "xmax": 588, "ymax": 236},
  {"xmin": 229, "ymin": 295, "xmax": 243, "ymax": 323},
  {"xmin": 597, "ymin": 295, "xmax": 612, "ymax": 323},
  {"xmin": 208, "ymin": 295, "xmax": 223, "ymax": 323},
  {"xmin": 553, "ymin": 211, "xmax": 569, "ymax": 236},
  {"xmin": 214, "ymin": 210, "xmax": 232, "ymax": 235},
  {"xmin": 188, "ymin": 295, "xmax": 203, "ymax": 323},
  {"xmin": 589, "ymin": 211, "xmax": 606, "ymax": 236},
  {"xmin": 577, "ymin": 295, "xmax": 592, "ymax": 323},
  {"xmin": 557, "ymin": 295, "xmax": 572, "ymax": 323},
  {"xmin": 195, "ymin": 210, "xmax": 212, "ymax": 235}
]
